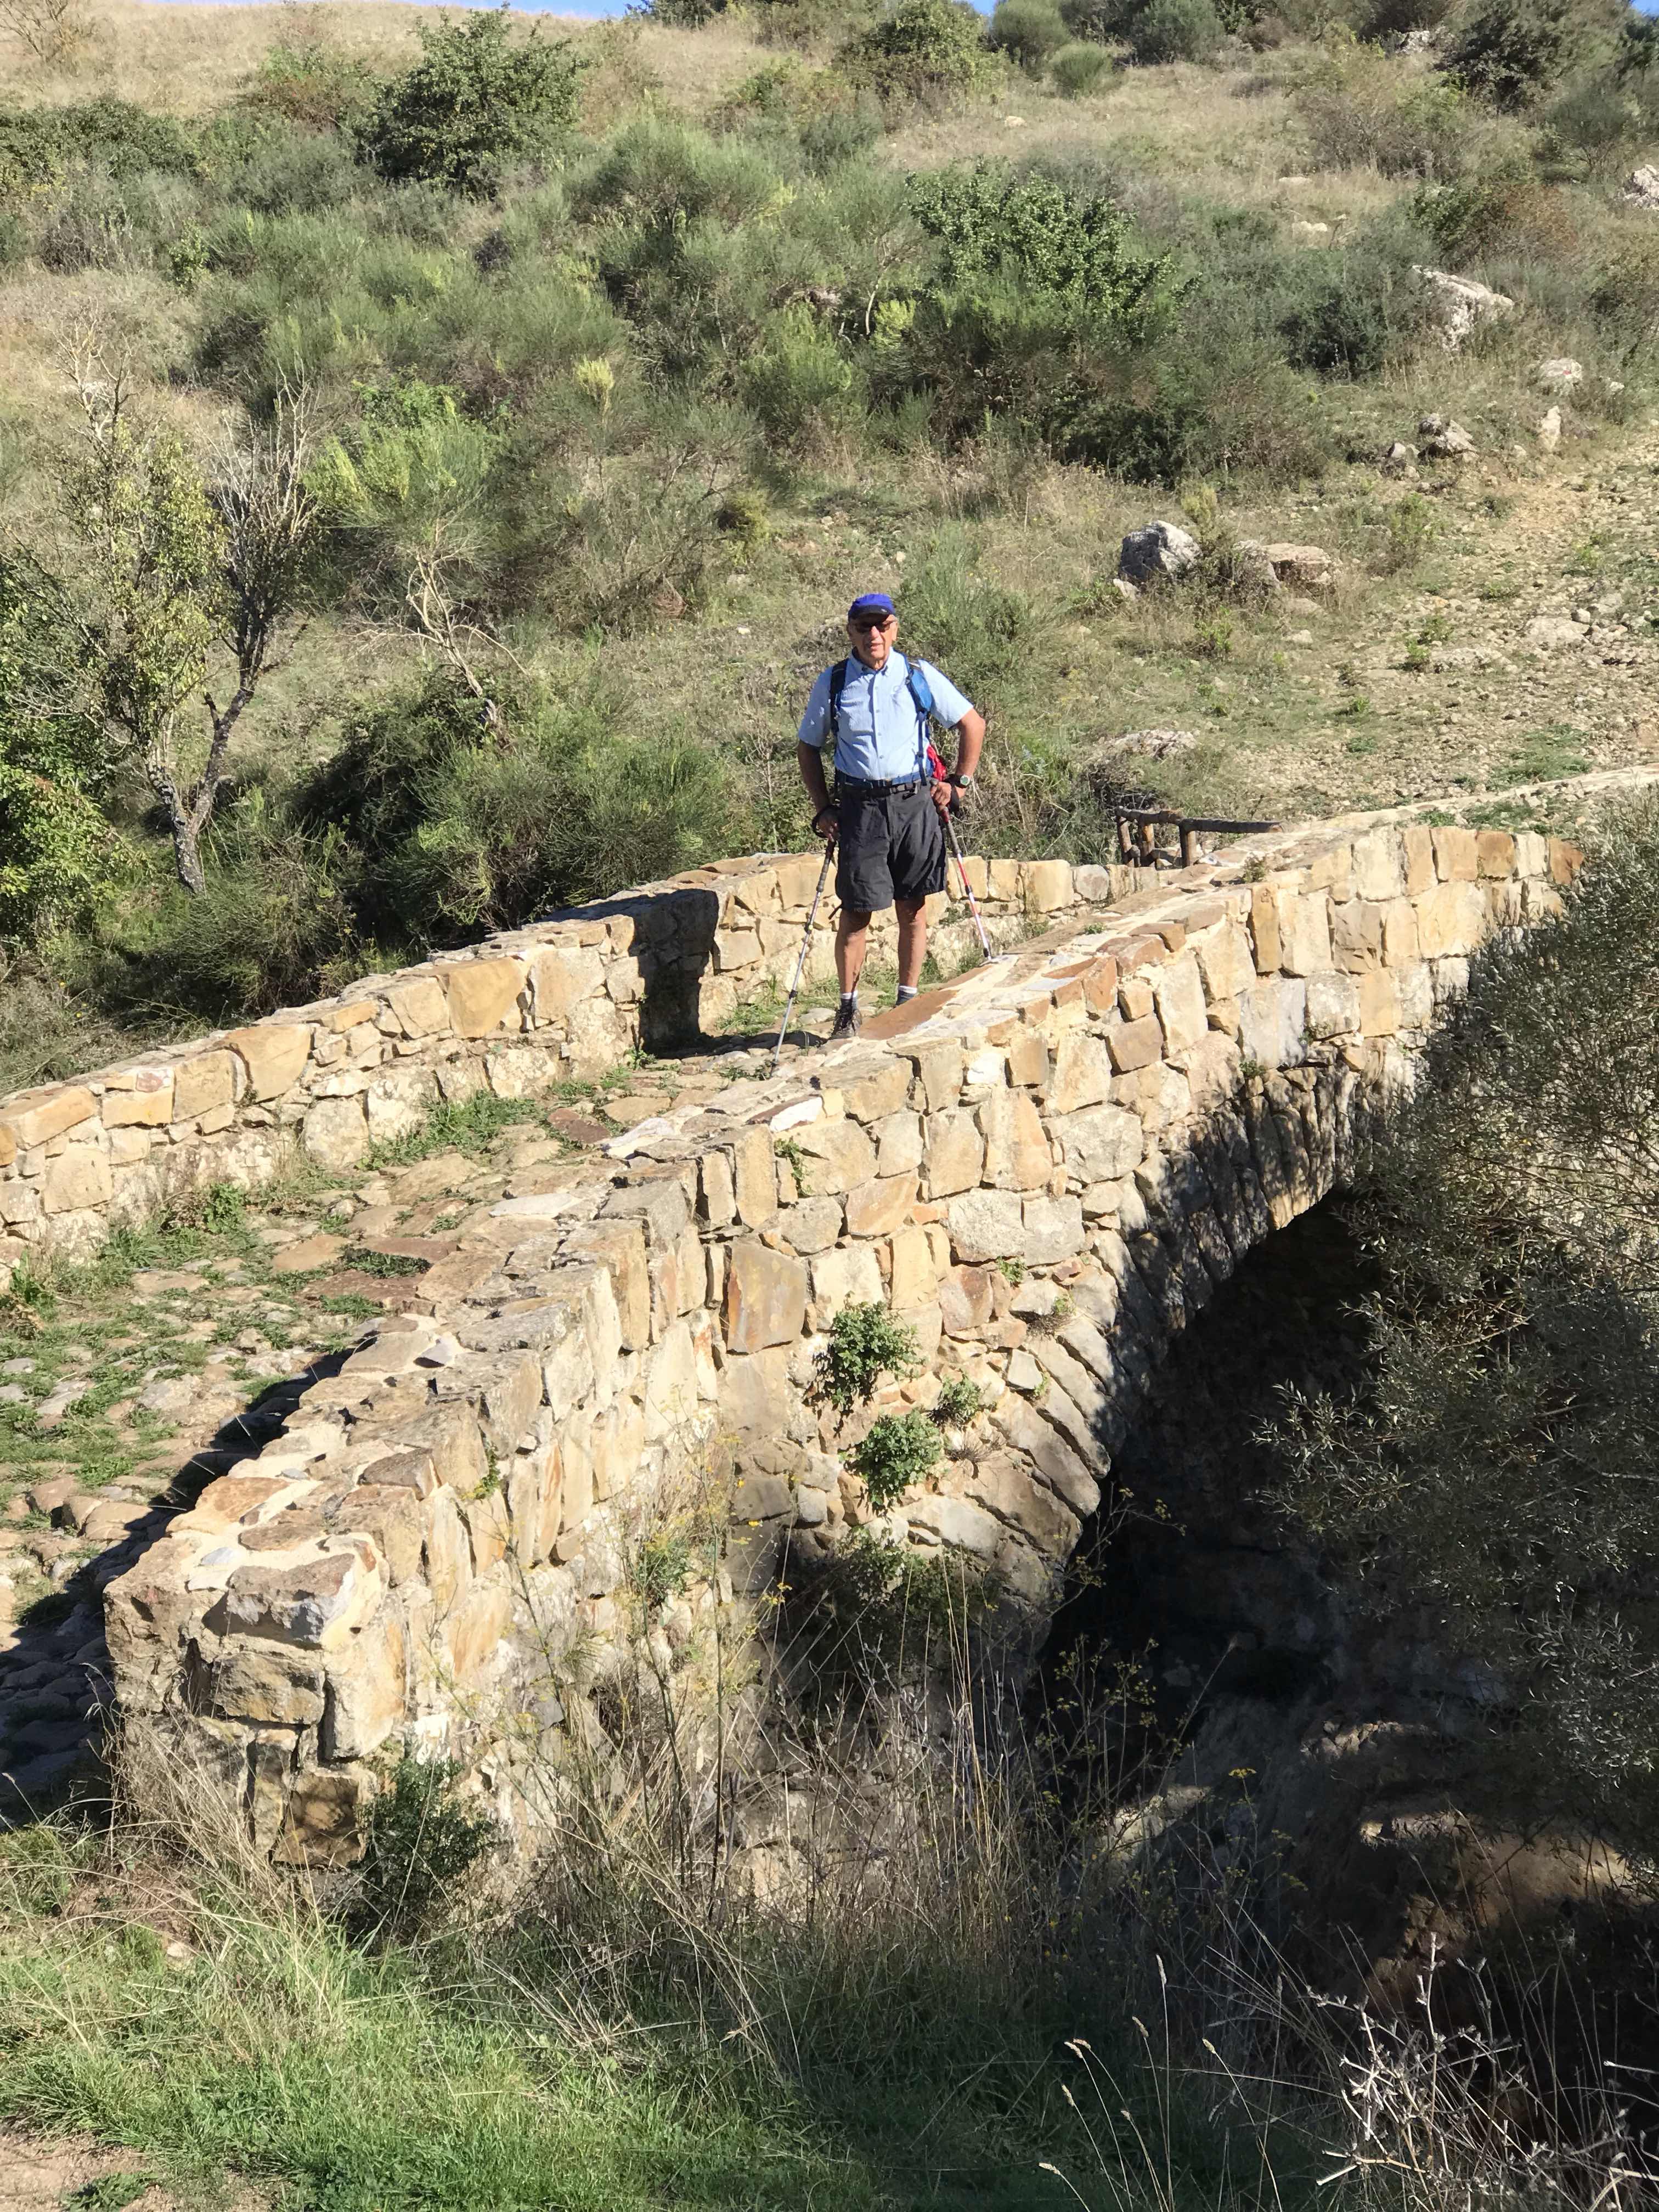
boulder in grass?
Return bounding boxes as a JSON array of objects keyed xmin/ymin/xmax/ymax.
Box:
[
  {"xmin": 1411, "ymin": 266, "xmax": 1514, "ymax": 351},
  {"xmin": 1622, "ymin": 166, "xmax": 1659, "ymax": 209},
  {"xmin": 1534, "ymin": 357, "xmax": 1582, "ymax": 394},
  {"xmin": 1118, "ymin": 520, "xmax": 1200, "ymax": 585}
]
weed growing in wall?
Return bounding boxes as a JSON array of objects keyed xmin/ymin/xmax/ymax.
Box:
[
  {"xmin": 347, "ymin": 1756, "xmax": 499, "ymax": 1945},
  {"xmin": 932, "ymin": 1375, "xmax": 984, "ymax": 1427},
  {"xmin": 849, "ymin": 1410, "xmax": 943, "ymax": 1513},
  {"xmin": 809, "ymin": 1301, "xmax": 921, "ymax": 1419}
]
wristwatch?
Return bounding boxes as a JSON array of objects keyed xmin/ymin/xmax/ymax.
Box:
[{"xmin": 949, "ymin": 772, "xmax": 974, "ymax": 788}]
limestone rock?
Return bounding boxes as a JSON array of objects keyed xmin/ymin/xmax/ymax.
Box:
[
  {"xmin": 1411, "ymin": 267, "xmax": 1514, "ymax": 349},
  {"xmin": 1622, "ymin": 165, "xmax": 1659, "ymax": 208},
  {"xmin": 1523, "ymin": 614, "xmax": 1589, "ymax": 651},
  {"xmin": 1534, "ymin": 357, "xmax": 1582, "ymax": 393},
  {"xmin": 1379, "ymin": 441, "xmax": 1418, "ymax": 475},
  {"xmin": 1263, "ymin": 543, "xmax": 1336, "ymax": 592},
  {"xmin": 1418, "ymin": 414, "xmax": 1475, "ymax": 459},
  {"xmin": 1118, "ymin": 520, "xmax": 1200, "ymax": 586},
  {"xmin": 1110, "ymin": 727, "xmax": 1197, "ymax": 759}
]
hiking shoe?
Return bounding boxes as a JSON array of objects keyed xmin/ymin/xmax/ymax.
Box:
[{"xmin": 829, "ymin": 1000, "xmax": 860, "ymax": 1042}]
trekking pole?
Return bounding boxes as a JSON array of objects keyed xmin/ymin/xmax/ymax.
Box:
[
  {"xmin": 772, "ymin": 839, "xmax": 834, "ymax": 1073},
  {"xmin": 942, "ymin": 807, "xmax": 994, "ymax": 964}
]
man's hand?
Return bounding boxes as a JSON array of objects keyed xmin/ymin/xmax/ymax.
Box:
[
  {"xmin": 812, "ymin": 803, "xmax": 838, "ymax": 848},
  {"xmin": 930, "ymin": 776, "xmax": 953, "ymax": 819}
]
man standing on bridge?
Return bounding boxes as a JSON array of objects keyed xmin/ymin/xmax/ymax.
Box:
[{"xmin": 797, "ymin": 592, "xmax": 985, "ymax": 1042}]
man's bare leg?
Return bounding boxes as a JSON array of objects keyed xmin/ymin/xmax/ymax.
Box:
[
  {"xmin": 836, "ymin": 909, "xmax": 872, "ymax": 996},
  {"xmin": 896, "ymin": 898, "xmax": 927, "ymax": 990}
]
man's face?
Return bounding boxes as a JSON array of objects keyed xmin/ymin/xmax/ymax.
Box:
[{"xmin": 848, "ymin": 611, "xmax": 896, "ymax": 672}]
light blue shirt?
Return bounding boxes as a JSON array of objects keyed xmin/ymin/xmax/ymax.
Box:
[{"xmin": 797, "ymin": 652, "xmax": 975, "ymax": 785}]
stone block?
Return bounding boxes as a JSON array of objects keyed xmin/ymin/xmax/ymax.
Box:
[
  {"xmin": 1024, "ymin": 859, "xmax": 1073, "ymax": 912},
  {"xmin": 1022, "ymin": 1195, "xmax": 1085, "ymax": 1263},
  {"xmin": 843, "ymin": 1060, "xmax": 912, "ymax": 1122},
  {"xmin": 172, "ymin": 1051, "xmax": 236, "ymax": 1122},
  {"xmin": 907, "ymin": 1494, "xmax": 1002, "ymax": 1558},
  {"xmin": 404, "ymin": 1401, "xmax": 492, "ymax": 1493},
  {"xmin": 102, "ymin": 1069, "xmax": 173, "ymax": 1127},
  {"xmin": 1, "ymin": 1085, "xmax": 95, "ymax": 1149},
  {"xmin": 1350, "ymin": 830, "xmax": 1404, "ymax": 901},
  {"xmin": 1047, "ymin": 1032, "xmax": 1111, "ymax": 1114},
  {"xmin": 808, "ymin": 1242, "xmax": 883, "ymax": 1323},
  {"xmin": 346, "ymin": 1486, "xmax": 425, "ymax": 1584},
  {"xmin": 1153, "ymin": 954, "xmax": 1208, "ymax": 1054},
  {"xmin": 1432, "ymin": 826, "xmax": 1479, "ymax": 882},
  {"xmin": 994, "ymin": 1397, "xmax": 1101, "ymax": 1517},
  {"xmin": 939, "ymin": 1263, "xmax": 995, "ymax": 1336},
  {"xmin": 873, "ymin": 1111, "xmax": 923, "ymax": 1175},
  {"xmin": 274, "ymin": 1765, "xmax": 373, "ymax": 1869},
  {"xmin": 731, "ymin": 1126, "xmax": 780, "ymax": 1226},
  {"xmin": 527, "ymin": 944, "xmax": 605, "ymax": 1022},
  {"xmin": 1104, "ymin": 1016, "xmax": 1163, "ymax": 1074},
  {"xmin": 225, "ymin": 1024, "xmax": 312, "ymax": 1101},
  {"xmin": 724, "ymin": 1239, "xmax": 809, "ymax": 1352},
  {"xmin": 1401, "ymin": 825, "xmax": 1435, "ymax": 894},
  {"xmin": 1304, "ymin": 973, "xmax": 1359, "ymax": 1040},
  {"xmin": 1278, "ymin": 891, "xmax": 1332, "ymax": 976},
  {"xmin": 888, "ymin": 1223, "xmax": 939, "ymax": 1308},
  {"xmin": 789, "ymin": 1117, "xmax": 876, "ymax": 1195},
  {"xmin": 966, "ymin": 1454, "xmax": 1079, "ymax": 1558},
  {"xmin": 1005, "ymin": 1031, "xmax": 1050, "ymax": 1088},
  {"xmin": 218, "ymin": 1544, "xmax": 383, "ymax": 1650},
  {"xmin": 946, "ymin": 1188, "xmax": 1025, "ymax": 1263},
  {"xmin": 384, "ymin": 975, "xmax": 452, "ymax": 1038},
  {"xmin": 1193, "ymin": 923, "xmax": 1255, "ymax": 1004},
  {"xmin": 921, "ymin": 1110, "xmax": 984, "ymax": 1198},
  {"xmin": 643, "ymin": 1319, "xmax": 698, "ymax": 1442},
  {"xmin": 1054, "ymin": 1103, "xmax": 1143, "ymax": 1184},
  {"xmin": 1249, "ymin": 885, "xmax": 1282, "ymax": 970},
  {"xmin": 778, "ymin": 1195, "xmax": 844, "ymax": 1253},
  {"xmin": 1414, "ymin": 881, "xmax": 1488, "ymax": 958},
  {"xmin": 1380, "ymin": 899, "xmax": 1419, "ymax": 963},
  {"xmin": 324, "ymin": 1611, "xmax": 407, "ymax": 1758},
  {"xmin": 699, "ymin": 1150, "xmax": 737, "ymax": 1227},
  {"xmin": 845, "ymin": 1175, "xmax": 916, "ymax": 1237},
  {"xmin": 304, "ymin": 1094, "xmax": 369, "ymax": 1171},
  {"xmin": 979, "ymin": 1089, "xmax": 1049, "ymax": 1190},
  {"xmin": 907, "ymin": 1042, "xmax": 966, "ymax": 1113},
  {"xmin": 1476, "ymin": 828, "xmax": 1516, "ymax": 879},
  {"xmin": 1358, "ymin": 969, "xmax": 1401, "ymax": 1037},
  {"xmin": 1237, "ymin": 979, "xmax": 1307, "ymax": 1071},
  {"xmin": 1330, "ymin": 901, "xmax": 1383, "ymax": 972},
  {"xmin": 42, "ymin": 1146, "xmax": 111, "ymax": 1215},
  {"xmin": 194, "ymin": 1639, "xmax": 326, "ymax": 1726}
]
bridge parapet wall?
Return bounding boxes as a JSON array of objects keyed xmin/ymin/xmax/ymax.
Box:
[
  {"xmin": 104, "ymin": 813, "xmax": 1582, "ymax": 1864},
  {"xmin": 0, "ymin": 851, "xmax": 1127, "ymax": 1283}
]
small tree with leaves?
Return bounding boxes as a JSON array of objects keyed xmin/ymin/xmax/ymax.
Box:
[
  {"xmin": 357, "ymin": 4, "xmax": 582, "ymax": 197},
  {"xmin": 59, "ymin": 345, "xmax": 318, "ymax": 894}
]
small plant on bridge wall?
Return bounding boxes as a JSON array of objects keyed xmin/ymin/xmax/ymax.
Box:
[
  {"xmin": 809, "ymin": 1301, "xmax": 921, "ymax": 1419},
  {"xmin": 634, "ymin": 1527, "xmax": 693, "ymax": 1609},
  {"xmin": 850, "ymin": 1409, "xmax": 943, "ymax": 1513},
  {"xmin": 932, "ymin": 1375, "xmax": 983, "ymax": 1428},
  {"xmin": 347, "ymin": 1754, "xmax": 499, "ymax": 1945}
]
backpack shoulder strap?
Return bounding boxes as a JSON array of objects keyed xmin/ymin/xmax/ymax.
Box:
[
  {"xmin": 904, "ymin": 656, "xmax": 935, "ymax": 723},
  {"xmin": 827, "ymin": 657, "xmax": 850, "ymax": 742}
]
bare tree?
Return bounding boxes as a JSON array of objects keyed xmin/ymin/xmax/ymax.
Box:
[
  {"xmin": 0, "ymin": 0, "xmax": 91, "ymax": 66},
  {"xmin": 60, "ymin": 338, "xmax": 320, "ymax": 894}
]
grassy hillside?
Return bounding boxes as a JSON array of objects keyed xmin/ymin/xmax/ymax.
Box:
[{"xmin": 1, "ymin": 0, "xmax": 1658, "ymax": 1096}]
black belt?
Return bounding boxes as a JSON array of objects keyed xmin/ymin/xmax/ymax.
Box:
[{"xmin": 837, "ymin": 776, "xmax": 926, "ymax": 797}]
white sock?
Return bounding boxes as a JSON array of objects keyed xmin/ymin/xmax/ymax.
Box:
[{"xmin": 896, "ymin": 984, "xmax": 918, "ymax": 1002}]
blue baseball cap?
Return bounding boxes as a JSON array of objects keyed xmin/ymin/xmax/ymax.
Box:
[{"xmin": 848, "ymin": 591, "xmax": 895, "ymax": 621}]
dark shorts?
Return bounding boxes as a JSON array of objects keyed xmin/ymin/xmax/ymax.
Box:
[{"xmin": 836, "ymin": 783, "xmax": 946, "ymax": 913}]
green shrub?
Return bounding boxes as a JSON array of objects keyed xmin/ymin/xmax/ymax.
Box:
[
  {"xmin": 840, "ymin": 0, "xmax": 990, "ymax": 104},
  {"xmin": 741, "ymin": 305, "xmax": 859, "ymax": 448},
  {"xmin": 1441, "ymin": 0, "xmax": 1567, "ymax": 112},
  {"xmin": 1360, "ymin": 0, "xmax": 1452, "ymax": 36},
  {"xmin": 357, "ymin": 6, "xmax": 582, "ymax": 196},
  {"xmin": 810, "ymin": 1301, "xmax": 922, "ymax": 1419},
  {"xmin": 251, "ymin": 37, "xmax": 379, "ymax": 133},
  {"xmin": 1058, "ymin": 0, "xmax": 1138, "ymax": 34},
  {"xmin": 849, "ymin": 1409, "xmax": 943, "ymax": 1510},
  {"xmin": 299, "ymin": 673, "xmax": 741, "ymax": 945},
  {"xmin": 932, "ymin": 1375, "xmax": 984, "ymax": 1426},
  {"xmin": 988, "ymin": 0, "xmax": 1069, "ymax": 74},
  {"xmin": 348, "ymin": 1756, "xmax": 498, "ymax": 1943},
  {"xmin": 137, "ymin": 797, "xmax": 366, "ymax": 1020},
  {"xmin": 1295, "ymin": 54, "xmax": 1472, "ymax": 176},
  {"xmin": 1049, "ymin": 40, "xmax": 1114, "ymax": 92},
  {"xmin": 1128, "ymin": 0, "xmax": 1225, "ymax": 65},
  {"xmin": 898, "ymin": 527, "xmax": 1045, "ymax": 699}
]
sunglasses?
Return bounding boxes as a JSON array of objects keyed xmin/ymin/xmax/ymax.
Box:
[{"xmin": 849, "ymin": 614, "xmax": 894, "ymax": 632}]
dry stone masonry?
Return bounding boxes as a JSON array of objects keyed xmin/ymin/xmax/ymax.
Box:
[
  {"xmin": 83, "ymin": 805, "xmax": 1588, "ymax": 1865},
  {"xmin": 0, "ymin": 854, "xmax": 1126, "ymax": 1284}
]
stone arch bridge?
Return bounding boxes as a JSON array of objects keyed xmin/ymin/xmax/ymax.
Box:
[{"xmin": 0, "ymin": 789, "xmax": 1620, "ymax": 1860}]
